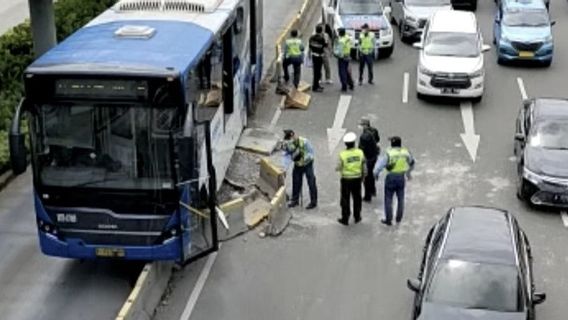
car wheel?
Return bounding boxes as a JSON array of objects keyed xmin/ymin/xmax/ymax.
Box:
[
  {"xmin": 470, "ymin": 1, "xmax": 477, "ymax": 11},
  {"xmin": 517, "ymin": 174, "xmax": 536, "ymax": 202},
  {"xmin": 380, "ymin": 42, "xmax": 394, "ymax": 59},
  {"xmin": 542, "ymin": 59, "xmax": 552, "ymax": 67},
  {"xmin": 398, "ymin": 23, "xmax": 407, "ymax": 42},
  {"xmin": 472, "ymin": 95, "xmax": 482, "ymax": 103},
  {"xmin": 417, "ymin": 92, "xmax": 426, "ymax": 100},
  {"xmin": 497, "ymin": 56, "xmax": 506, "ymax": 65}
]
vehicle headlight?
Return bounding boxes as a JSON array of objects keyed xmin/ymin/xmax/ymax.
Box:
[
  {"xmin": 541, "ymin": 35, "xmax": 553, "ymax": 43},
  {"xmin": 523, "ymin": 167, "xmax": 543, "ymax": 185},
  {"xmin": 380, "ymin": 28, "xmax": 392, "ymax": 37},
  {"xmin": 419, "ymin": 65, "xmax": 434, "ymax": 76},
  {"xmin": 470, "ymin": 68, "xmax": 484, "ymax": 78}
]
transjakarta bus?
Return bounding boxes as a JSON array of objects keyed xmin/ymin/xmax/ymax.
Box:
[{"xmin": 9, "ymin": 0, "xmax": 263, "ymax": 262}]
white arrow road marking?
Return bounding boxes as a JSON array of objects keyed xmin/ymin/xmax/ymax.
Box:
[
  {"xmin": 180, "ymin": 250, "xmax": 219, "ymax": 320},
  {"xmin": 561, "ymin": 211, "xmax": 568, "ymax": 228},
  {"xmin": 517, "ymin": 77, "xmax": 528, "ymax": 100},
  {"xmin": 402, "ymin": 72, "xmax": 409, "ymax": 104},
  {"xmin": 268, "ymin": 96, "xmax": 285, "ymax": 131},
  {"xmin": 460, "ymin": 101, "xmax": 480, "ymax": 162},
  {"xmin": 327, "ymin": 95, "xmax": 352, "ymax": 155}
]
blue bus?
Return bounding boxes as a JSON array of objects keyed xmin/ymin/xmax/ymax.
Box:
[{"xmin": 9, "ymin": 0, "xmax": 264, "ymax": 262}]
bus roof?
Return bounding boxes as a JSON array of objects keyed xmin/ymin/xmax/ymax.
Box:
[{"xmin": 28, "ymin": 0, "xmax": 240, "ymax": 77}]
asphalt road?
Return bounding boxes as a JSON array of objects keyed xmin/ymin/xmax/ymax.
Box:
[
  {"xmin": 156, "ymin": 1, "xmax": 568, "ymax": 320},
  {"xmin": 0, "ymin": 0, "xmax": 30, "ymax": 34}
]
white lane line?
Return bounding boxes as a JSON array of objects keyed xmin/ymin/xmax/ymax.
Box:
[
  {"xmin": 517, "ymin": 77, "xmax": 528, "ymax": 100},
  {"xmin": 179, "ymin": 251, "xmax": 219, "ymax": 320},
  {"xmin": 402, "ymin": 72, "xmax": 409, "ymax": 104},
  {"xmin": 268, "ymin": 106, "xmax": 282, "ymax": 131},
  {"xmin": 561, "ymin": 211, "xmax": 568, "ymax": 228}
]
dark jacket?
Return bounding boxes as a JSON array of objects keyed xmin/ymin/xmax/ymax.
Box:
[
  {"xmin": 309, "ymin": 33, "xmax": 327, "ymax": 56},
  {"xmin": 359, "ymin": 127, "xmax": 380, "ymax": 159}
]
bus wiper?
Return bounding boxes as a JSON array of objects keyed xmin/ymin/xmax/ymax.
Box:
[{"xmin": 74, "ymin": 178, "xmax": 123, "ymax": 188}]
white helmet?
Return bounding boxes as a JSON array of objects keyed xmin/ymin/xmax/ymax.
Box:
[{"xmin": 343, "ymin": 132, "xmax": 357, "ymax": 143}]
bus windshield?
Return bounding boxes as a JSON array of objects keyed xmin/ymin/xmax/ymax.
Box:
[{"xmin": 32, "ymin": 104, "xmax": 181, "ymax": 190}]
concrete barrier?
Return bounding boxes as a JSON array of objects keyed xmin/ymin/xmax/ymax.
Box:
[{"xmin": 115, "ymin": 262, "xmax": 173, "ymax": 320}]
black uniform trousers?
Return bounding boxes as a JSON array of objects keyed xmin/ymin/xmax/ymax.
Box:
[
  {"xmin": 340, "ymin": 177, "xmax": 362, "ymax": 222},
  {"xmin": 283, "ymin": 57, "xmax": 302, "ymax": 88},
  {"xmin": 363, "ymin": 157, "xmax": 377, "ymax": 199},
  {"xmin": 312, "ymin": 54, "xmax": 324, "ymax": 90}
]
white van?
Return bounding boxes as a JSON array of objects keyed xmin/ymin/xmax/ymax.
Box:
[{"xmin": 414, "ymin": 10, "xmax": 490, "ymax": 101}]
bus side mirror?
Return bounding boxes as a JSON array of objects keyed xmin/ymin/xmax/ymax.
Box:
[{"xmin": 9, "ymin": 99, "xmax": 29, "ymax": 175}]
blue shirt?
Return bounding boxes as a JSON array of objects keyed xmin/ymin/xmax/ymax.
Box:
[{"xmin": 373, "ymin": 148, "xmax": 416, "ymax": 178}]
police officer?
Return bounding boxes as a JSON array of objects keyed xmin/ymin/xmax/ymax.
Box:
[
  {"xmin": 283, "ymin": 30, "xmax": 304, "ymax": 88},
  {"xmin": 336, "ymin": 132, "xmax": 366, "ymax": 225},
  {"xmin": 358, "ymin": 23, "xmax": 375, "ymax": 85},
  {"xmin": 308, "ymin": 25, "xmax": 327, "ymax": 92},
  {"xmin": 374, "ymin": 136, "xmax": 415, "ymax": 226},
  {"xmin": 335, "ymin": 28, "xmax": 354, "ymax": 92},
  {"xmin": 358, "ymin": 117, "xmax": 380, "ymax": 202},
  {"xmin": 283, "ymin": 130, "xmax": 318, "ymax": 210}
]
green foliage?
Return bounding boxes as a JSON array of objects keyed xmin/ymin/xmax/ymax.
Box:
[{"xmin": 0, "ymin": 0, "xmax": 116, "ymax": 173}]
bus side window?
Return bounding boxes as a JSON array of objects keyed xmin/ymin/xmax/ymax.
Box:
[{"xmin": 187, "ymin": 39, "xmax": 224, "ymax": 122}]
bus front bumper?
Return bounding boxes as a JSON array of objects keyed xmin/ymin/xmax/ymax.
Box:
[{"xmin": 39, "ymin": 231, "xmax": 183, "ymax": 261}]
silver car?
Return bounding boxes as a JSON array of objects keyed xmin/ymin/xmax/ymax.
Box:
[{"xmin": 388, "ymin": 0, "xmax": 452, "ymax": 42}]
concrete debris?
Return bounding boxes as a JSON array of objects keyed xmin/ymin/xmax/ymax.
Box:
[
  {"xmin": 244, "ymin": 198, "xmax": 272, "ymax": 228},
  {"xmin": 284, "ymin": 88, "xmax": 311, "ymax": 110},
  {"xmin": 237, "ymin": 128, "xmax": 281, "ymax": 155}
]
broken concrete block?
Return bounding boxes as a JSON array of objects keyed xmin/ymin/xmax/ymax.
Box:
[
  {"xmin": 297, "ymin": 80, "xmax": 311, "ymax": 93},
  {"xmin": 267, "ymin": 187, "xmax": 291, "ymax": 236},
  {"xmin": 256, "ymin": 157, "xmax": 285, "ymax": 199},
  {"xmin": 284, "ymin": 89, "xmax": 311, "ymax": 109},
  {"xmin": 244, "ymin": 198, "xmax": 271, "ymax": 228},
  {"xmin": 237, "ymin": 128, "xmax": 280, "ymax": 155}
]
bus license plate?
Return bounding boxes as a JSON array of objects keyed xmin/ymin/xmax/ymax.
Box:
[
  {"xmin": 96, "ymin": 248, "xmax": 125, "ymax": 258},
  {"xmin": 519, "ymin": 51, "xmax": 534, "ymax": 58},
  {"xmin": 442, "ymin": 88, "xmax": 460, "ymax": 94}
]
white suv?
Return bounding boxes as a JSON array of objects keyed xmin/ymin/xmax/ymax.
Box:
[{"xmin": 414, "ymin": 10, "xmax": 490, "ymax": 101}]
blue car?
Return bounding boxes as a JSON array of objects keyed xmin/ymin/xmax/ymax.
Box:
[{"xmin": 493, "ymin": 0, "xmax": 555, "ymax": 66}]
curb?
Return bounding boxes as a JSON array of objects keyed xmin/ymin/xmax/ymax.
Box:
[
  {"xmin": 0, "ymin": 170, "xmax": 16, "ymax": 193},
  {"xmin": 115, "ymin": 262, "xmax": 173, "ymax": 320}
]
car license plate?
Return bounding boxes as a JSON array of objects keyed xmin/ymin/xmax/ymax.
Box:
[
  {"xmin": 441, "ymin": 88, "xmax": 460, "ymax": 94},
  {"xmin": 518, "ymin": 51, "xmax": 534, "ymax": 58},
  {"xmin": 96, "ymin": 248, "xmax": 125, "ymax": 258}
]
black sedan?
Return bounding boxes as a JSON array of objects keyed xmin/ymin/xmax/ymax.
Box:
[
  {"xmin": 514, "ymin": 98, "xmax": 568, "ymax": 207},
  {"xmin": 407, "ymin": 207, "xmax": 546, "ymax": 320}
]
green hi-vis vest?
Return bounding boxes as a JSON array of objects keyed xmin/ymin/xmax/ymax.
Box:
[
  {"xmin": 286, "ymin": 38, "xmax": 302, "ymax": 58},
  {"xmin": 387, "ymin": 147, "xmax": 411, "ymax": 174},
  {"xmin": 336, "ymin": 35, "xmax": 352, "ymax": 58},
  {"xmin": 360, "ymin": 32, "xmax": 375, "ymax": 55},
  {"xmin": 340, "ymin": 148, "xmax": 364, "ymax": 179}
]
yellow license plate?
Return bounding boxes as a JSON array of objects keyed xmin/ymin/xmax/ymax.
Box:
[
  {"xmin": 96, "ymin": 248, "xmax": 125, "ymax": 258},
  {"xmin": 519, "ymin": 51, "xmax": 534, "ymax": 58}
]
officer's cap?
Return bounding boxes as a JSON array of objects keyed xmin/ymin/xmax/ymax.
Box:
[
  {"xmin": 343, "ymin": 132, "xmax": 357, "ymax": 143},
  {"xmin": 283, "ymin": 129, "xmax": 295, "ymax": 140}
]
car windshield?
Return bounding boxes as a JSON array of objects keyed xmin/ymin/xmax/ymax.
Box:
[
  {"xmin": 406, "ymin": 0, "xmax": 451, "ymax": 6},
  {"xmin": 31, "ymin": 104, "xmax": 182, "ymax": 190},
  {"xmin": 425, "ymin": 32, "xmax": 480, "ymax": 57},
  {"xmin": 529, "ymin": 120, "xmax": 568, "ymax": 150},
  {"xmin": 339, "ymin": 0, "xmax": 382, "ymax": 15},
  {"xmin": 426, "ymin": 260, "xmax": 521, "ymax": 312},
  {"xmin": 503, "ymin": 9, "xmax": 549, "ymax": 27}
]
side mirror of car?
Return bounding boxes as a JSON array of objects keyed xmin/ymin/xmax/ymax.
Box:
[
  {"xmin": 407, "ymin": 278, "xmax": 421, "ymax": 292},
  {"xmin": 495, "ymin": 17, "xmax": 501, "ymax": 24},
  {"xmin": 412, "ymin": 42, "xmax": 423, "ymax": 49},
  {"xmin": 514, "ymin": 133, "xmax": 526, "ymax": 142},
  {"xmin": 533, "ymin": 292, "xmax": 546, "ymax": 305},
  {"xmin": 550, "ymin": 21, "xmax": 556, "ymax": 26},
  {"xmin": 384, "ymin": 6, "xmax": 392, "ymax": 16},
  {"xmin": 481, "ymin": 44, "xmax": 491, "ymax": 53}
]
